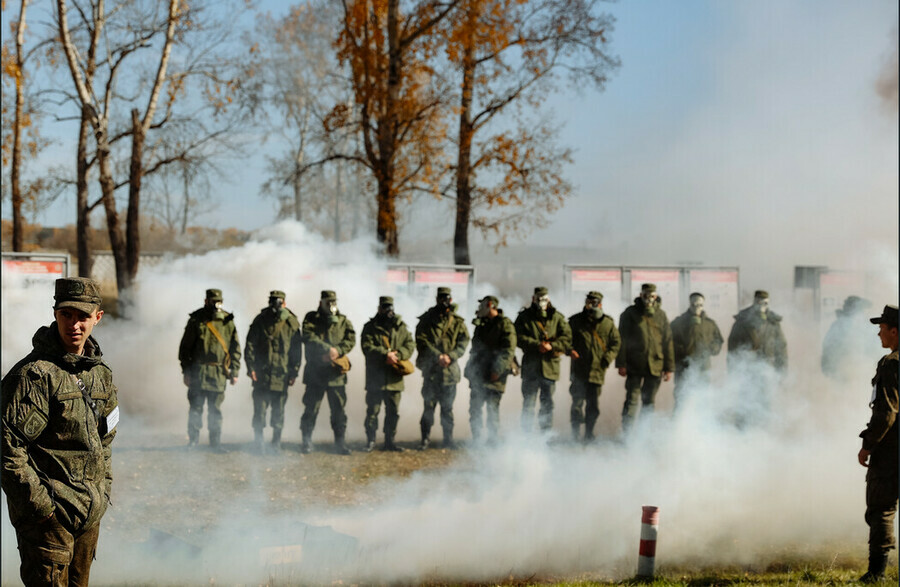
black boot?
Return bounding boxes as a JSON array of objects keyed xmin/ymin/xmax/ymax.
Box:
[
  {"xmin": 860, "ymin": 552, "xmax": 888, "ymax": 583},
  {"xmin": 335, "ymin": 432, "xmax": 351, "ymax": 455},
  {"xmin": 300, "ymin": 431, "xmax": 312, "ymax": 454},
  {"xmin": 443, "ymin": 429, "xmax": 456, "ymax": 450},
  {"xmin": 271, "ymin": 428, "xmax": 282, "ymax": 453},
  {"xmin": 364, "ymin": 433, "xmax": 376, "ymax": 452},
  {"xmin": 383, "ymin": 434, "xmax": 404, "ymax": 452},
  {"xmin": 209, "ymin": 430, "xmax": 225, "ymax": 453},
  {"xmin": 417, "ymin": 436, "xmax": 430, "ymax": 451}
]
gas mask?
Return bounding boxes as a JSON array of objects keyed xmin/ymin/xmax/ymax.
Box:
[
  {"xmin": 755, "ymin": 298, "xmax": 769, "ymax": 315},
  {"xmin": 585, "ymin": 298, "xmax": 603, "ymax": 319},
  {"xmin": 690, "ymin": 297, "xmax": 704, "ymax": 316},
  {"xmin": 214, "ymin": 301, "xmax": 223, "ymax": 311},
  {"xmin": 641, "ymin": 292, "xmax": 658, "ymax": 315},
  {"xmin": 534, "ymin": 295, "xmax": 550, "ymax": 317},
  {"xmin": 437, "ymin": 294, "xmax": 452, "ymax": 311},
  {"xmin": 268, "ymin": 297, "xmax": 284, "ymax": 312},
  {"xmin": 476, "ymin": 299, "xmax": 492, "ymax": 319},
  {"xmin": 379, "ymin": 304, "xmax": 395, "ymax": 320}
]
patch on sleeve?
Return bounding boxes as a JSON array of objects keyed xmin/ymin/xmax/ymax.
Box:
[
  {"xmin": 19, "ymin": 407, "xmax": 49, "ymax": 441},
  {"xmin": 105, "ymin": 406, "xmax": 119, "ymax": 433}
]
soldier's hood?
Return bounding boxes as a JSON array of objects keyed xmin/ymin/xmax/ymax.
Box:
[
  {"xmin": 190, "ymin": 306, "xmax": 234, "ymax": 322},
  {"xmin": 32, "ymin": 323, "xmax": 104, "ymax": 368},
  {"xmin": 735, "ymin": 306, "xmax": 782, "ymax": 322},
  {"xmin": 258, "ymin": 307, "xmax": 294, "ymax": 321},
  {"xmin": 519, "ymin": 304, "xmax": 557, "ymax": 317},
  {"xmin": 420, "ymin": 304, "xmax": 460, "ymax": 320}
]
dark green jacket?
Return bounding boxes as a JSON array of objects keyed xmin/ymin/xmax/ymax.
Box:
[
  {"xmin": 245, "ymin": 307, "xmax": 302, "ymax": 392},
  {"xmin": 515, "ymin": 305, "xmax": 572, "ymax": 381},
  {"xmin": 568, "ymin": 310, "xmax": 621, "ymax": 384},
  {"xmin": 361, "ymin": 314, "xmax": 415, "ymax": 392},
  {"xmin": 464, "ymin": 311, "xmax": 517, "ymax": 392},
  {"xmin": 615, "ymin": 299, "xmax": 675, "ymax": 376},
  {"xmin": 1, "ymin": 325, "xmax": 118, "ymax": 533},
  {"xmin": 861, "ymin": 350, "xmax": 898, "ymax": 476},
  {"xmin": 727, "ymin": 306, "xmax": 787, "ymax": 372},
  {"xmin": 415, "ymin": 305, "xmax": 470, "ymax": 385},
  {"xmin": 179, "ymin": 306, "xmax": 242, "ymax": 392},
  {"xmin": 302, "ymin": 310, "xmax": 356, "ymax": 387},
  {"xmin": 670, "ymin": 310, "xmax": 724, "ymax": 373}
]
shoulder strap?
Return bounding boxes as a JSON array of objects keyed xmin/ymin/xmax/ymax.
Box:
[
  {"xmin": 206, "ymin": 321, "xmax": 232, "ymax": 373},
  {"xmin": 591, "ymin": 325, "xmax": 607, "ymax": 353}
]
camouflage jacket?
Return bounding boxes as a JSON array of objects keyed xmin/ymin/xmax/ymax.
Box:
[
  {"xmin": 302, "ymin": 310, "xmax": 356, "ymax": 387},
  {"xmin": 415, "ymin": 305, "xmax": 470, "ymax": 385},
  {"xmin": 361, "ymin": 314, "xmax": 415, "ymax": 392},
  {"xmin": 615, "ymin": 299, "xmax": 675, "ymax": 376},
  {"xmin": 515, "ymin": 305, "xmax": 572, "ymax": 381},
  {"xmin": 245, "ymin": 307, "xmax": 302, "ymax": 392},
  {"xmin": 670, "ymin": 310, "xmax": 724, "ymax": 372},
  {"xmin": 178, "ymin": 306, "xmax": 242, "ymax": 392},
  {"xmin": 727, "ymin": 306, "xmax": 787, "ymax": 372},
  {"xmin": 860, "ymin": 350, "xmax": 898, "ymax": 477},
  {"xmin": 464, "ymin": 311, "xmax": 518, "ymax": 392},
  {"xmin": 1, "ymin": 325, "xmax": 118, "ymax": 533},
  {"xmin": 568, "ymin": 310, "xmax": 621, "ymax": 385}
]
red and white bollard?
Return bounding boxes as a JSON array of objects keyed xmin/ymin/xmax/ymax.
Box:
[{"xmin": 637, "ymin": 505, "xmax": 660, "ymax": 578}]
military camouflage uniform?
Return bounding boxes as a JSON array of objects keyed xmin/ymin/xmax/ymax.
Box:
[
  {"xmin": 415, "ymin": 301, "xmax": 470, "ymax": 447},
  {"xmin": 179, "ymin": 300, "xmax": 241, "ymax": 446},
  {"xmin": 465, "ymin": 304, "xmax": 517, "ymax": 443},
  {"xmin": 616, "ymin": 297, "xmax": 675, "ymax": 429},
  {"xmin": 2, "ymin": 279, "xmax": 118, "ymax": 586},
  {"xmin": 670, "ymin": 309, "xmax": 723, "ymax": 407},
  {"xmin": 301, "ymin": 299, "xmax": 356, "ymax": 451},
  {"xmin": 361, "ymin": 307, "xmax": 415, "ymax": 448},
  {"xmin": 245, "ymin": 302, "xmax": 302, "ymax": 446},
  {"xmin": 568, "ymin": 308, "xmax": 620, "ymax": 440}
]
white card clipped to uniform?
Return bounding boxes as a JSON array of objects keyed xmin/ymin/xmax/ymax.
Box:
[{"xmin": 106, "ymin": 406, "xmax": 120, "ymax": 432}]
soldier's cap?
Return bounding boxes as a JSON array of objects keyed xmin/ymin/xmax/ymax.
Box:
[
  {"xmin": 843, "ymin": 295, "xmax": 871, "ymax": 312},
  {"xmin": 269, "ymin": 290, "xmax": 286, "ymax": 300},
  {"xmin": 321, "ymin": 290, "xmax": 337, "ymax": 301},
  {"xmin": 480, "ymin": 295, "xmax": 499, "ymax": 307},
  {"xmin": 54, "ymin": 277, "xmax": 102, "ymax": 313},
  {"xmin": 379, "ymin": 296, "xmax": 394, "ymax": 306},
  {"xmin": 689, "ymin": 292, "xmax": 705, "ymax": 301},
  {"xmin": 754, "ymin": 290, "xmax": 769, "ymax": 300},
  {"xmin": 870, "ymin": 305, "xmax": 899, "ymax": 327},
  {"xmin": 206, "ymin": 288, "xmax": 223, "ymax": 302},
  {"xmin": 533, "ymin": 286, "xmax": 549, "ymax": 297},
  {"xmin": 586, "ymin": 291, "xmax": 604, "ymax": 302},
  {"xmin": 641, "ymin": 283, "xmax": 657, "ymax": 293},
  {"xmin": 437, "ymin": 287, "xmax": 452, "ymax": 297}
]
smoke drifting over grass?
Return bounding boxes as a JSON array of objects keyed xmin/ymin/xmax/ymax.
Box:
[{"xmin": 2, "ymin": 221, "xmax": 896, "ymax": 584}]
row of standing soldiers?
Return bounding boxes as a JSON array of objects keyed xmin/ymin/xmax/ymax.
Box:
[{"xmin": 177, "ymin": 284, "xmax": 788, "ymax": 453}]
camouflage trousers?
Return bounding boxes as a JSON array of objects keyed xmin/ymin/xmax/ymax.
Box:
[
  {"xmin": 419, "ymin": 380, "xmax": 457, "ymax": 439},
  {"xmin": 301, "ymin": 385, "xmax": 348, "ymax": 437},
  {"xmin": 521, "ymin": 376, "xmax": 556, "ymax": 432},
  {"xmin": 469, "ymin": 381, "xmax": 503, "ymax": 442},
  {"xmin": 569, "ymin": 378, "xmax": 602, "ymax": 438},
  {"xmin": 365, "ymin": 388, "xmax": 402, "ymax": 441},
  {"xmin": 15, "ymin": 516, "xmax": 100, "ymax": 587},
  {"xmin": 252, "ymin": 387, "xmax": 288, "ymax": 432},
  {"xmin": 621, "ymin": 373, "xmax": 661, "ymax": 430},
  {"xmin": 187, "ymin": 388, "xmax": 225, "ymax": 443},
  {"xmin": 866, "ymin": 466, "xmax": 899, "ymax": 556}
]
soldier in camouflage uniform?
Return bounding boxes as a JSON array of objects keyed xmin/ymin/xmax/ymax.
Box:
[
  {"xmin": 2, "ymin": 277, "xmax": 119, "ymax": 585},
  {"xmin": 361, "ymin": 296, "xmax": 416, "ymax": 452},
  {"xmin": 465, "ymin": 296, "xmax": 517, "ymax": 445},
  {"xmin": 567, "ymin": 291, "xmax": 621, "ymax": 442},
  {"xmin": 857, "ymin": 305, "xmax": 898, "ymax": 583},
  {"xmin": 300, "ymin": 290, "xmax": 356, "ymax": 455},
  {"xmin": 670, "ymin": 292, "xmax": 724, "ymax": 408},
  {"xmin": 245, "ymin": 290, "xmax": 302, "ymax": 453},
  {"xmin": 415, "ymin": 287, "xmax": 470, "ymax": 450},
  {"xmin": 616, "ymin": 283, "xmax": 675, "ymax": 430},
  {"xmin": 515, "ymin": 286, "xmax": 572, "ymax": 433},
  {"xmin": 179, "ymin": 288, "xmax": 241, "ymax": 450}
]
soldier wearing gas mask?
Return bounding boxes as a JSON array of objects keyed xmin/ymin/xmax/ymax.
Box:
[
  {"xmin": 567, "ymin": 291, "xmax": 621, "ymax": 442},
  {"xmin": 727, "ymin": 290, "xmax": 787, "ymax": 373},
  {"xmin": 414, "ymin": 287, "xmax": 470, "ymax": 450},
  {"xmin": 670, "ymin": 292, "xmax": 724, "ymax": 408},
  {"xmin": 515, "ymin": 286, "xmax": 572, "ymax": 433},
  {"xmin": 300, "ymin": 290, "xmax": 356, "ymax": 454},
  {"xmin": 179, "ymin": 288, "xmax": 241, "ymax": 449},
  {"xmin": 615, "ymin": 283, "xmax": 674, "ymax": 431},
  {"xmin": 245, "ymin": 290, "xmax": 302, "ymax": 453}
]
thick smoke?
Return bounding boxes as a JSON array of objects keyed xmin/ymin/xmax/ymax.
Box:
[{"xmin": 2, "ymin": 221, "xmax": 896, "ymax": 584}]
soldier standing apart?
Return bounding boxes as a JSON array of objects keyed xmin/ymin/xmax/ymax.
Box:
[
  {"xmin": 415, "ymin": 287, "xmax": 470, "ymax": 450},
  {"xmin": 567, "ymin": 291, "xmax": 621, "ymax": 442},
  {"xmin": 361, "ymin": 296, "xmax": 415, "ymax": 452},
  {"xmin": 822, "ymin": 295, "xmax": 878, "ymax": 382},
  {"xmin": 245, "ymin": 290, "xmax": 302, "ymax": 453},
  {"xmin": 857, "ymin": 304, "xmax": 898, "ymax": 583},
  {"xmin": 2, "ymin": 278, "xmax": 119, "ymax": 585},
  {"xmin": 616, "ymin": 283, "xmax": 674, "ymax": 430},
  {"xmin": 179, "ymin": 288, "xmax": 241, "ymax": 450},
  {"xmin": 300, "ymin": 290, "xmax": 356, "ymax": 455},
  {"xmin": 670, "ymin": 292, "xmax": 724, "ymax": 409},
  {"xmin": 515, "ymin": 286, "xmax": 572, "ymax": 433},
  {"xmin": 465, "ymin": 296, "xmax": 517, "ymax": 445}
]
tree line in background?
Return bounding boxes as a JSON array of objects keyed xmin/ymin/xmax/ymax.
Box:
[{"xmin": 1, "ymin": 0, "xmax": 619, "ymax": 294}]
